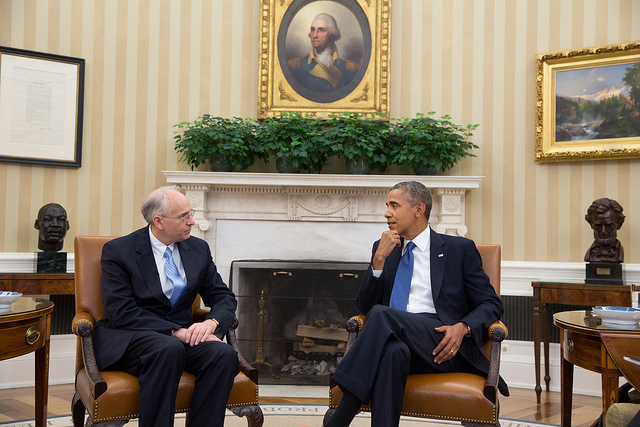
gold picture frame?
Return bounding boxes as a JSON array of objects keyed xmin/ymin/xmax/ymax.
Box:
[
  {"xmin": 258, "ymin": 0, "xmax": 390, "ymax": 119},
  {"xmin": 535, "ymin": 41, "xmax": 640, "ymax": 162}
]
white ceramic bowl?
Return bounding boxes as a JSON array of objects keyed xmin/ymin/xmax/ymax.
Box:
[
  {"xmin": 0, "ymin": 291, "xmax": 22, "ymax": 310},
  {"xmin": 592, "ymin": 306, "xmax": 640, "ymax": 325}
]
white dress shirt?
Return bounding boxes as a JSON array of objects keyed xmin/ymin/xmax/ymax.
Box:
[
  {"xmin": 149, "ymin": 227, "xmax": 187, "ymax": 300},
  {"xmin": 373, "ymin": 226, "xmax": 436, "ymax": 314}
]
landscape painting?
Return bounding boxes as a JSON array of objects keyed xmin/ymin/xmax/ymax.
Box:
[
  {"xmin": 535, "ymin": 41, "xmax": 640, "ymax": 162},
  {"xmin": 555, "ymin": 63, "xmax": 640, "ymax": 142}
]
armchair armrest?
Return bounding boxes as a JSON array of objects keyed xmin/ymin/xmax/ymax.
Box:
[
  {"xmin": 226, "ymin": 318, "xmax": 259, "ymax": 384},
  {"xmin": 72, "ymin": 311, "xmax": 107, "ymax": 399},
  {"xmin": 483, "ymin": 320, "xmax": 508, "ymax": 403},
  {"xmin": 344, "ymin": 315, "xmax": 366, "ymax": 355}
]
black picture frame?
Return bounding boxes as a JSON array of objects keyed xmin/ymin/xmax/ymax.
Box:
[{"xmin": 0, "ymin": 46, "xmax": 85, "ymax": 167}]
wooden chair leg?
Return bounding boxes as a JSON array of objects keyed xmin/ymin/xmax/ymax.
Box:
[
  {"xmin": 71, "ymin": 392, "xmax": 86, "ymax": 427},
  {"xmin": 229, "ymin": 405, "xmax": 264, "ymax": 427},
  {"xmin": 323, "ymin": 408, "xmax": 335, "ymax": 426}
]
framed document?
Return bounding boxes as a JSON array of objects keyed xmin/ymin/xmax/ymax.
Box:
[
  {"xmin": 0, "ymin": 46, "xmax": 85, "ymax": 167},
  {"xmin": 258, "ymin": 0, "xmax": 390, "ymax": 118}
]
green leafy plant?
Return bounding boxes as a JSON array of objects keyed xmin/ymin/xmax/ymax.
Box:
[
  {"xmin": 325, "ymin": 112, "xmax": 390, "ymax": 172},
  {"xmin": 255, "ymin": 112, "xmax": 329, "ymax": 173},
  {"xmin": 390, "ymin": 112, "xmax": 479, "ymax": 173},
  {"xmin": 174, "ymin": 116, "xmax": 262, "ymax": 171}
]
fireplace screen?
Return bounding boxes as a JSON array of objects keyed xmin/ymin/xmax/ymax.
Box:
[{"xmin": 230, "ymin": 260, "xmax": 369, "ymax": 385}]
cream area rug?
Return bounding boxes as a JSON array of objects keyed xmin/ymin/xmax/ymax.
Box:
[{"xmin": 0, "ymin": 405, "xmax": 557, "ymax": 427}]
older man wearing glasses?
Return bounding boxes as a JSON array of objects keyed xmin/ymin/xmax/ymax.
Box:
[{"xmin": 94, "ymin": 186, "xmax": 238, "ymax": 427}]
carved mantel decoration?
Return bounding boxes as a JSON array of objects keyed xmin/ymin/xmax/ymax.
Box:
[{"xmin": 163, "ymin": 172, "xmax": 483, "ymax": 240}]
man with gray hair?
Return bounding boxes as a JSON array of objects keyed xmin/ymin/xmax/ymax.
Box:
[
  {"xmin": 94, "ymin": 186, "xmax": 238, "ymax": 427},
  {"xmin": 287, "ymin": 13, "xmax": 360, "ymax": 92}
]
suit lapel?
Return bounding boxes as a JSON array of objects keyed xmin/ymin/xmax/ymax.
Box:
[
  {"xmin": 176, "ymin": 240, "xmax": 195, "ymax": 287},
  {"xmin": 430, "ymin": 229, "xmax": 447, "ymax": 305},
  {"xmin": 135, "ymin": 227, "xmax": 171, "ymax": 306}
]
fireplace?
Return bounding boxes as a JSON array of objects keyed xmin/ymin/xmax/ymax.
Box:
[
  {"xmin": 162, "ymin": 172, "xmax": 482, "ymax": 383},
  {"xmin": 230, "ymin": 260, "xmax": 369, "ymax": 385}
]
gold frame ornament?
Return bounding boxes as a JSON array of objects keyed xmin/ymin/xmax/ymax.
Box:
[
  {"xmin": 258, "ymin": 0, "xmax": 390, "ymax": 118},
  {"xmin": 535, "ymin": 41, "xmax": 640, "ymax": 162}
]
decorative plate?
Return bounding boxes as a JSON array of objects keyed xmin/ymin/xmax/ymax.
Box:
[
  {"xmin": 0, "ymin": 291, "xmax": 22, "ymax": 310},
  {"xmin": 592, "ymin": 306, "xmax": 640, "ymax": 325}
]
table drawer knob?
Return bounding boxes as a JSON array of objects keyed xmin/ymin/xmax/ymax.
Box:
[
  {"xmin": 25, "ymin": 327, "xmax": 40, "ymax": 345},
  {"xmin": 568, "ymin": 339, "xmax": 574, "ymax": 353}
]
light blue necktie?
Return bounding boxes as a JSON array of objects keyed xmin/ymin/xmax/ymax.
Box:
[
  {"xmin": 389, "ymin": 241, "xmax": 416, "ymax": 311},
  {"xmin": 164, "ymin": 247, "xmax": 187, "ymax": 306}
]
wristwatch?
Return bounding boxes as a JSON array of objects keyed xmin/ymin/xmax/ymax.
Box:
[{"xmin": 466, "ymin": 324, "xmax": 472, "ymax": 337}]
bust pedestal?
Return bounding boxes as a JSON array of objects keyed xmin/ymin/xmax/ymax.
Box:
[{"xmin": 585, "ymin": 262, "xmax": 623, "ymax": 285}]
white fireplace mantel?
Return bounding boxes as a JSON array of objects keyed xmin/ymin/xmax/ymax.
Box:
[{"xmin": 163, "ymin": 171, "xmax": 484, "ymax": 238}]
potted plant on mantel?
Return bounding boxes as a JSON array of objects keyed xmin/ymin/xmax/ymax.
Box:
[
  {"xmin": 325, "ymin": 112, "xmax": 390, "ymax": 174},
  {"xmin": 255, "ymin": 112, "xmax": 329, "ymax": 173},
  {"xmin": 173, "ymin": 116, "xmax": 263, "ymax": 171},
  {"xmin": 390, "ymin": 112, "xmax": 479, "ymax": 175}
]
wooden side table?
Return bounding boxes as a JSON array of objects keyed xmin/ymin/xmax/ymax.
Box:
[
  {"xmin": 0, "ymin": 297, "xmax": 54, "ymax": 427},
  {"xmin": 532, "ymin": 281, "xmax": 630, "ymax": 403},
  {"xmin": 0, "ymin": 273, "xmax": 75, "ymax": 295},
  {"xmin": 553, "ymin": 310, "xmax": 640, "ymax": 427}
]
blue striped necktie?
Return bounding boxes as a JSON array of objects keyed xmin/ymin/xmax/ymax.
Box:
[
  {"xmin": 164, "ymin": 247, "xmax": 187, "ymax": 306},
  {"xmin": 389, "ymin": 241, "xmax": 416, "ymax": 310}
]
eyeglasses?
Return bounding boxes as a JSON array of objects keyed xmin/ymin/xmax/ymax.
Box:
[{"xmin": 161, "ymin": 210, "xmax": 195, "ymax": 223}]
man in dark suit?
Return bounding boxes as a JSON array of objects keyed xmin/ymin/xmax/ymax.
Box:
[
  {"xmin": 94, "ymin": 186, "xmax": 239, "ymax": 427},
  {"xmin": 325, "ymin": 181, "xmax": 508, "ymax": 427}
]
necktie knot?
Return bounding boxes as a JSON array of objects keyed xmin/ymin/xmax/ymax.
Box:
[
  {"xmin": 164, "ymin": 247, "xmax": 172, "ymax": 259},
  {"xmin": 405, "ymin": 241, "xmax": 416, "ymax": 254}
]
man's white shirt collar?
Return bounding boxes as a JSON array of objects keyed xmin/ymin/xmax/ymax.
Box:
[{"xmin": 404, "ymin": 225, "xmax": 431, "ymax": 254}]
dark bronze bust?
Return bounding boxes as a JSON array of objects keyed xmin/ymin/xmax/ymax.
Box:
[
  {"xmin": 584, "ymin": 198, "xmax": 625, "ymax": 264},
  {"xmin": 34, "ymin": 203, "xmax": 70, "ymax": 252}
]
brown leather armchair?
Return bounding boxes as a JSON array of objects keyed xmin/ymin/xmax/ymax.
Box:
[
  {"xmin": 325, "ymin": 244, "xmax": 507, "ymax": 427},
  {"xmin": 71, "ymin": 235, "xmax": 263, "ymax": 427}
]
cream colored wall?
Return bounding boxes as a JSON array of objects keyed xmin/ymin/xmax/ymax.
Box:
[{"xmin": 1, "ymin": 0, "xmax": 639, "ymax": 263}]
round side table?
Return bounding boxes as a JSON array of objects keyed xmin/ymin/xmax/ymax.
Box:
[{"xmin": 0, "ymin": 297, "xmax": 54, "ymax": 427}]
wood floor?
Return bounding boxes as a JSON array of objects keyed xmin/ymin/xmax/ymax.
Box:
[{"xmin": 0, "ymin": 384, "xmax": 602, "ymax": 426}]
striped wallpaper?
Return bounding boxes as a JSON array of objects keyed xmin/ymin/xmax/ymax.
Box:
[{"xmin": 1, "ymin": 0, "xmax": 639, "ymax": 263}]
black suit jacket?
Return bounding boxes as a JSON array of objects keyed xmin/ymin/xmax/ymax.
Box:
[
  {"xmin": 356, "ymin": 228, "xmax": 508, "ymax": 395},
  {"xmin": 94, "ymin": 227, "xmax": 237, "ymax": 370}
]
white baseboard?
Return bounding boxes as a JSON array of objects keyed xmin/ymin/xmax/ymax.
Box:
[
  {"xmin": 0, "ymin": 335, "xmax": 76, "ymax": 389},
  {"xmin": 499, "ymin": 340, "xmax": 623, "ymax": 397}
]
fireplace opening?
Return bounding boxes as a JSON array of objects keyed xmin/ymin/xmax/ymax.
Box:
[{"xmin": 230, "ymin": 260, "xmax": 369, "ymax": 385}]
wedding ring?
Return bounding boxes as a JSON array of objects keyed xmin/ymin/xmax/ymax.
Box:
[{"xmin": 450, "ymin": 350, "xmax": 455, "ymax": 355}]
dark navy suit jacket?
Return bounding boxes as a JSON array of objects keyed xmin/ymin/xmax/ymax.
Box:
[
  {"xmin": 94, "ymin": 226, "xmax": 237, "ymax": 370},
  {"xmin": 356, "ymin": 228, "xmax": 508, "ymax": 395}
]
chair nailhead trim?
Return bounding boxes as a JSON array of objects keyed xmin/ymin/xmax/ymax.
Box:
[
  {"xmin": 90, "ymin": 389, "xmax": 259, "ymax": 421},
  {"xmin": 329, "ymin": 388, "xmax": 497, "ymax": 424}
]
